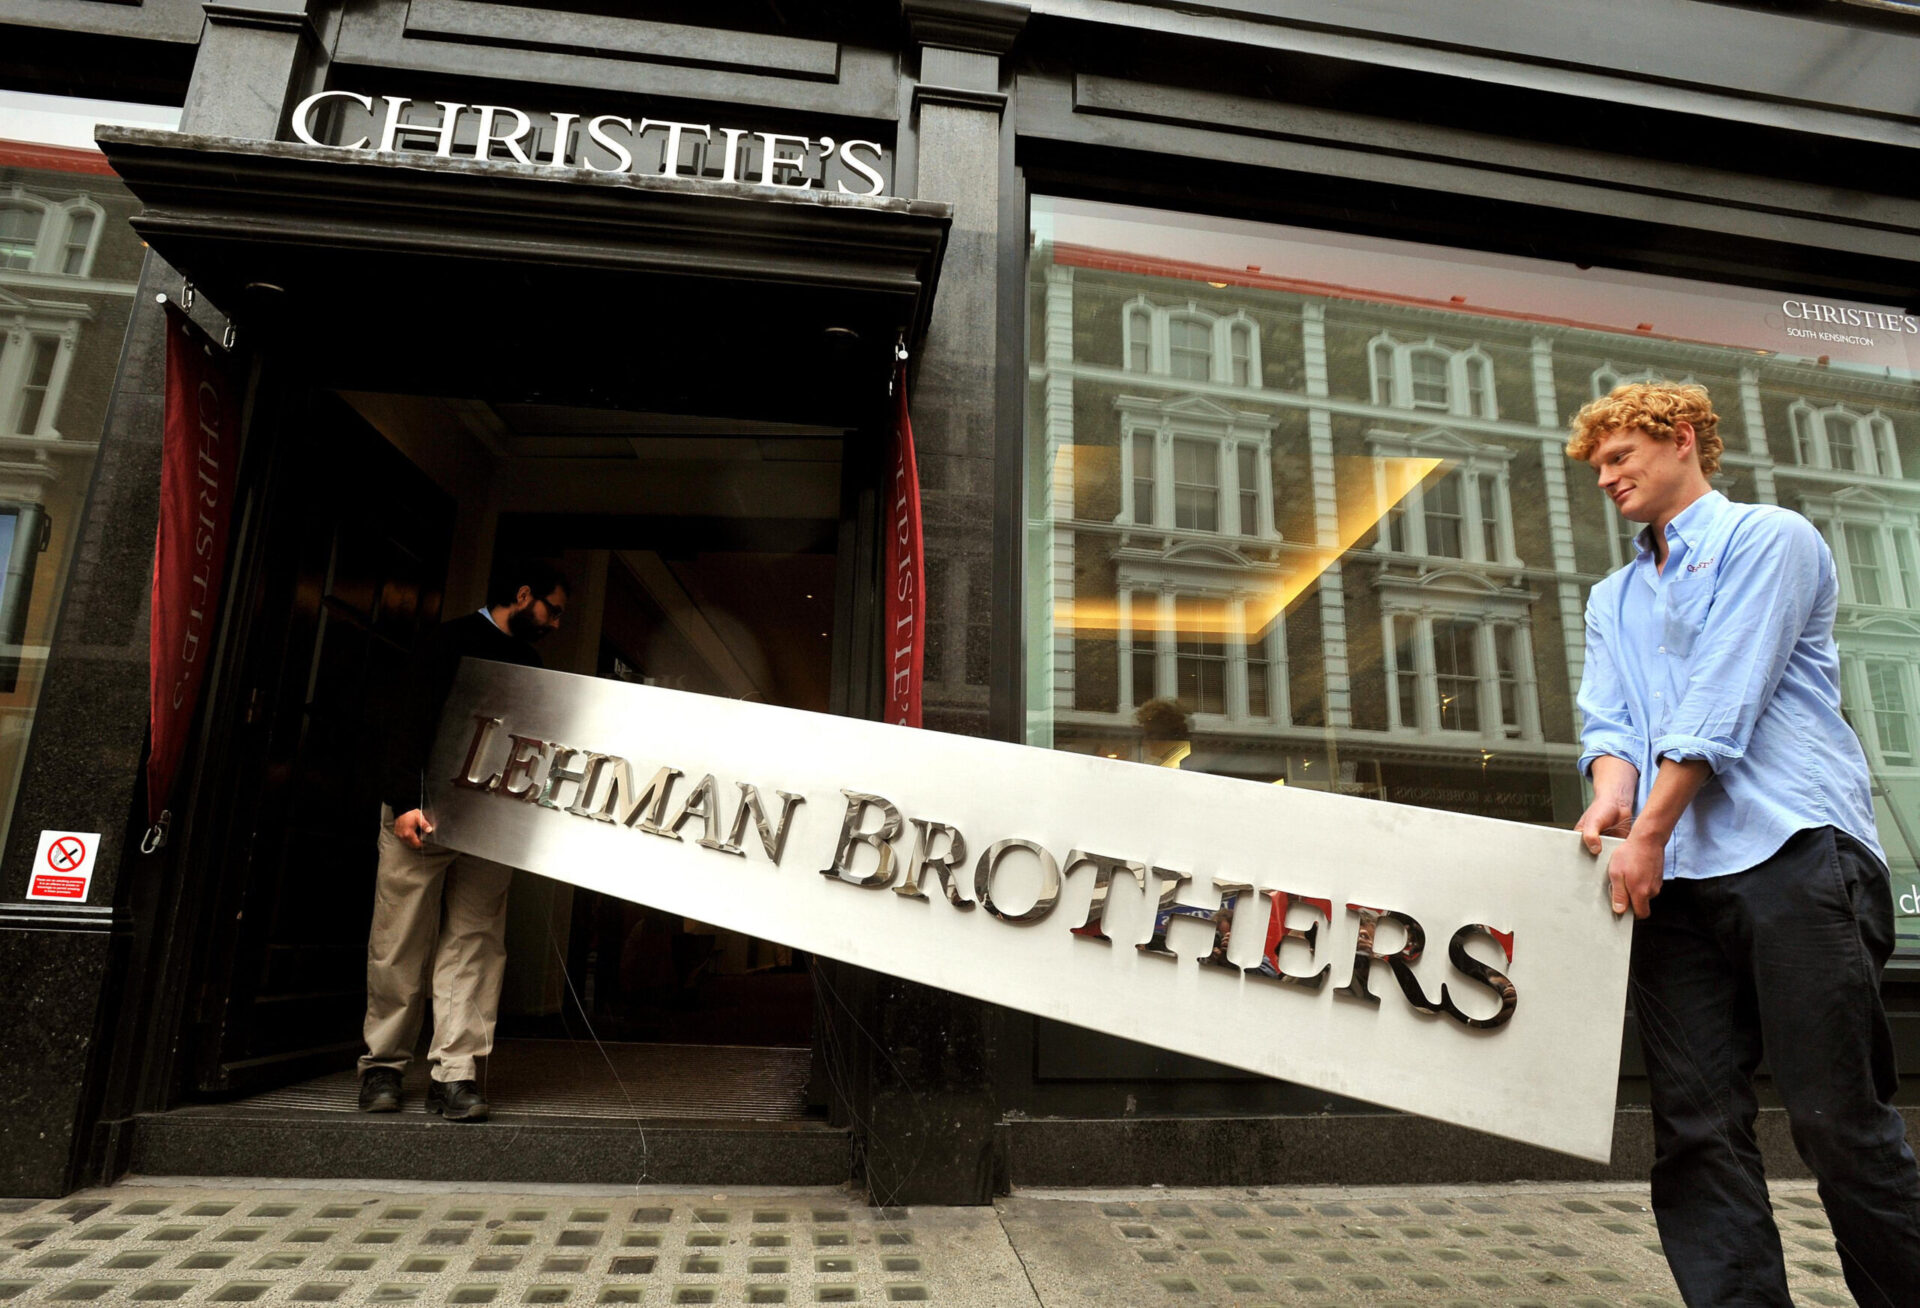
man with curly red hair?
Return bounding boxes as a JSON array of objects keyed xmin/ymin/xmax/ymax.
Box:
[{"xmin": 1569, "ymin": 381, "xmax": 1920, "ymax": 1307}]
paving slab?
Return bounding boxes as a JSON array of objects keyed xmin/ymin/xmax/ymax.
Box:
[
  {"xmin": 0, "ymin": 1181, "xmax": 1041, "ymax": 1307},
  {"xmin": 998, "ymin": 1181, "xmax": 1845, "ymax": 1307},
  {"xmin": 0, "ymin": 1177, "xmax": 1856, "ymax": 1306}
]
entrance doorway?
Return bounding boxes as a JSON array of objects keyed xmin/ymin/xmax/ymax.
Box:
[{"xmin": 170, "ymin": 379, "xmax": 863, "ymax": 1148}]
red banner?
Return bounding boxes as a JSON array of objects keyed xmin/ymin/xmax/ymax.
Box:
[
  {"xmin": 884, "ymin": 364, "xmax": 926, "ymax": 728},
  {"xmin": 146, "ymin": 304, "xmax": 240, "ymax": 841}
]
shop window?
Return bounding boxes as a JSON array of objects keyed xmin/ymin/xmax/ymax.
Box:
[
  {"xmin": 1368, "ymin": 335, "xmax": 1497, "ymax": 418},
  {"xmin": 1119, "ymin": 298, "xmax": 1263, "ymax": 389},
  {"xmin": 1030, "ymin": 195, "xmax": 1920, "ymax": 948},
  {"xmin": 1791, "ymin": 401, "xmax": 1902, "ymax": 477}
]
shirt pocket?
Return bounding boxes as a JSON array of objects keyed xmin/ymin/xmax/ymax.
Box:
[{"xmin": 1662, "ymin": 578, "xmax": 1714, "ymax": 657}]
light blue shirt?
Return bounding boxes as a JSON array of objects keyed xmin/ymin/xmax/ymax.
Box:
[{"xmin": 1578, "ymin": 490, "xmax": 1885, "ymax": 879}]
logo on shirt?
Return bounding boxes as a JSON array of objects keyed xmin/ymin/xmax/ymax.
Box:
[{"xmin": 1685, "ymin": 557, "xmax": 1716, "ymax": 574}]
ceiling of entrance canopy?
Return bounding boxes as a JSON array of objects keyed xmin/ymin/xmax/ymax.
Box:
[{"xmin": 96, "ymin": 129, "xmax": 951, "ymax": 427}]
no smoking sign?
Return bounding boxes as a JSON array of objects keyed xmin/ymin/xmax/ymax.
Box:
[{"xmin": 27, "ymin": 829, "xmax": 101, "ymax": 902}]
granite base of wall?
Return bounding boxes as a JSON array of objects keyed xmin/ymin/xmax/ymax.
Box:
[
  {"xmin": 127, "ymin": 1111, "xmax": 852, "ymax": 1188},
  {"xmin": 1004, "ymin": 1108, "xmax": 1920, "ymax": 1189}
]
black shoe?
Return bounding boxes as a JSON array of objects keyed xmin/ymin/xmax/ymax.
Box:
[
  {"xmin": 358, "ymin": 1068, "xmax": 402, "ymax": 1113},
  {"xmin": 425, "ymin": 1078, "xmax": 490, "ymax": 1122}
]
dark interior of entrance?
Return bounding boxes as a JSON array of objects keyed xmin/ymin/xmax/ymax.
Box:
[{"xmin": 181, "ymin": 377, "xmax": 858, "ymax": 1126}]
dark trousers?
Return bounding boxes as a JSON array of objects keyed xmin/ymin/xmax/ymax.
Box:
[{"xmin": 1632, "ymin": 825, "xmax": 1920, "ymax": 1307}]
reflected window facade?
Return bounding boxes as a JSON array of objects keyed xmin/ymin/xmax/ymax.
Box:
[
  {"xmin": 0, "ymin": 111, "xmax": 155, "ymax": 853},
  {"xmin": 1026, "ymin": 196, "xmax": 1920, "ymax": 955}
]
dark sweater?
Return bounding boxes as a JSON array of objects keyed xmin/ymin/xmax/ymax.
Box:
[{"xmin": 381, "ymin": 610, "xmax": 543, "ymax": 816}]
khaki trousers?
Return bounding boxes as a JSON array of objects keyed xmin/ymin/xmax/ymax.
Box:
[{"xmin": 358, "ymin": 806, "xmax": 514, "ymax": 1083}]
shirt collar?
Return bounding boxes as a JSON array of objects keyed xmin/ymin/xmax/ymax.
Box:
[
  {"xmin": 1660, "ymin": 489, "xmax": 1726, "ymax": 554},
  {"xmin": 478, "ymin": 606, "xmax": 507, "ymax": 634}
]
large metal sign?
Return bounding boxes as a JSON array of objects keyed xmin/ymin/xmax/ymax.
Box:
[{"xmin": 428, "ymin": 661, "xmax": 1630, "ymax": 1161}]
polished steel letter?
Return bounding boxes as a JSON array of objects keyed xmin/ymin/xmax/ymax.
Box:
[
  {"xmin": 974, "ymin": 838, "xmax": 1060, "ymax": 924},
  {"xmin": 821, "ymin": 791, "xmax": 902, "ymax": 887},
  {"xmin": 1334, "ymin": 904, "xmax": 1441, "ymax": 1013},
  {"xmin": 1135, "ymin": 868, "xmax": 1198, "ymax": 958},
  {"xmin": 624, "ymin": 765, "xmax": 685, "ymax": 837},
  {"xmin": 895, "ymin": 819, "xmax": 972, "ymax": 907},
  {"xmin": 713, "ymin": 784, "xmax": 805, "ymax": 862},
  {"xmin": 1062, "ymin": 850, "xmax": 1148, "ymax": 943},
  {"xmin": 452, "ymin": 714, "xmax": 505, "ymax": 791},
  {"xmin": 496, "ymin": 734, "xmax": 550, "ymax": 800},
  {"xmin": 536, "ymin": 745, "xmax": 603, "ymax": 811},
  {"xmin": 1246, "ymin": 890, "xmax": 1333, "ymax": 992},
  {"xmin": 1197, "ymin": 881, "xmax": 1253, "ymax": 972},
  {"xmin": 666, "ymin": 773, "xmax": 722, "ymax": 846},
  {"xmin": 1441, "ymin": 924, "xmax": 1518, "ymax": 1030}
]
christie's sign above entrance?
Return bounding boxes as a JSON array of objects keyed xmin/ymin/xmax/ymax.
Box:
[
  {"xmin": 427, "ymin": 661, "xmax": 1633, "ymax": 1162},
  {"xmin": 289, "ymin": 91, "xmax": 890, "ymax": 196}
]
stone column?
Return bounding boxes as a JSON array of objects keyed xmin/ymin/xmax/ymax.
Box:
[
  {"xmin": 1531, "ymin": 336, "xmax": 1589, "ymax": 739},
  {"xmin": 1739, "ymin": 367, "xmax": 1779, "ymax": 504},
  {"xmin": 184, "ymin": 3, "xmax": 322, "ymax": 141},
  {"xmin": 842, "ymin": 0, "xmax": 1028, "ymax": 1208}
]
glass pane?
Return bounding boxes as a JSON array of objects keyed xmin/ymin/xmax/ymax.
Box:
[
  {"xmin": 61, "ymin": 211, "xmax": 94, "ymax": 274},
  {"xmin": 1477, "ymin": 475, "xmax": 1500, "ymax": 560},
  {"xmin": 1845, "ymin": 524, "xmax": 1885, "ymax": 606},
  {"xmin": 1127, "ymin": 311, "xmax": 1151, "ymax": 371},
  {"xmin": 1129, "ymin": 592, "xmax": 1159, "ymax": 706},
  {"xmin": 1026, "ymin": 194, "xmax": 1920, "ymax": 954},
  {"xmin": 1424, "ymin": 470, "xmax": 1464, "ymax": 558},
  {"xmin": 0, "ymin": 204, "xmax": 39, "ymax": 270},
  {"xmin": 1868, "ymin": 662, "xmax": 1913, "ymax": 764},
  {"xmin": 1230, "ymin": 327, "xmax": 1252, "ymax": 386},
  {"xmin": 1246, "ymin": 655, "xmax": 1269, "ymax": 718},
  {"xmin": 1372, "ymin": 342, "xmax": 1395, "ymax": 405},
  {"xmin": 1131, "ymin": 432, "xmax": 1155, "ymax": 524},
  {"xmin": 1173, "ymin": 438, "xmax": 1218, "ymax": 531},
  {"xmin": 1170, "ymin": 318, "xmax": 1210, "ymax": 380},
  {"xmin": 14, "ymin": 336, "xmax": 58, "ymax": 435},
  {"xmin": 1410, "ymin": 350, "xmax": 1449, "ymax": 409},
  {"xmin": 1174, "ymin": 598, "xmax": 1226, "ymax": 714},
  {"xmin": 1828, "ymin": 414, "xmax": 1859, "ymax": 471},
  {"xmin": 0, "ymin": 102, "xmax": 158, "ymax": 857},
  {"xmin": 1893, "ymin": 532, "xmax": 1919, "ymax": 609}
]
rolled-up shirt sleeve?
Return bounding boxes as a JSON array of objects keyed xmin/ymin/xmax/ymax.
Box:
[
  {"xmin": 1653, "ymin": 513, "xmax": 1822, "ymax": 775},
  {"xmin": 1578, "ymin": 600, "xmax": 1645, "ymax": 780}
]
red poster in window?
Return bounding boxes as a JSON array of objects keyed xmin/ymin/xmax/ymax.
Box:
[
  {"xmin": 145, "ymin": 304, "xmax": 240, "ymax": 842},
  {"xmin": 884, "ymin": 365, "xmax": 925, "ymax": 728}
]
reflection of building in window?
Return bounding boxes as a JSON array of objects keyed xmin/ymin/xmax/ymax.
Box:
[
  {"xmin": 0, "ymin": 292, "xmax": 89, "ymax": 439},
  {"xmin": 1369, "ymin": 430, "xmax": 1517, "ymax": 564},
  {"xmin": 0, "ymin": 190, "xmax": 103, "ymax": 278},
  {"xmin": 1368, "ymin": 334, "xmax": 1496, "ymax": 418},
  {"xmin": 1117, "ymin": 395, "xmax": 1276, "ymax": 537},
  {"xmin": 1120, "ymin": 588, "xmax": 1286, "ymax": 722},
  {"xmin": 1590, "ymin": 363, "xmax": 1696, "ymax": 398},
  {"xmin": 1379, "ymin": 572, "xmax": 1540, "ymax": 741},
  {"xmin": 1864, "ymin": 659, "xmax": 1916, "ymax": 767},
  {"xmin": 1790, "ymin": 401, "xmax": 1901, "ymax": 478},
  {"xmin": 1801, "ymin": 489, "xmax": 1920, "ymax": 610},
  {"xmin": 1122, "ymin": 298, "xmax": 1261, "ymax": 387}
]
